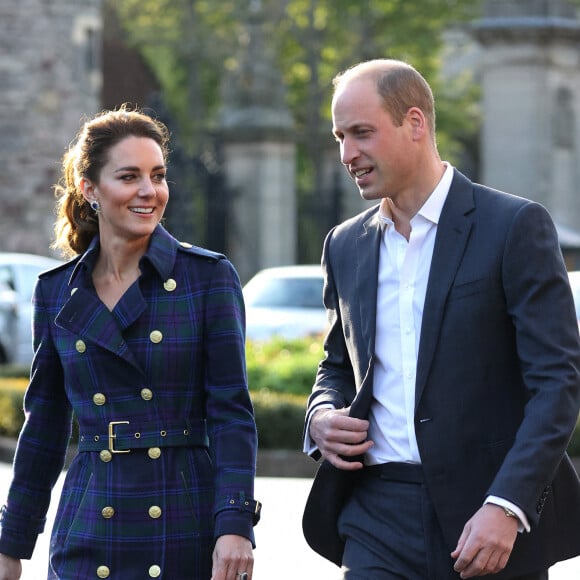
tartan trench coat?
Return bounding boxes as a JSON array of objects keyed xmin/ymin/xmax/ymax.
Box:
[{"xmin": 0, "ymin": 225, "xmax": 259, "ymax": 579}]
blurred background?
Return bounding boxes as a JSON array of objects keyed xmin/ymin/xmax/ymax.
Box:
[{"xmin": 4, "ymin": 0, "xmax": 580, "ymax": 285}]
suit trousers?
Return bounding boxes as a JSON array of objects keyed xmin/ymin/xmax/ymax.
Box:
[{"xmin": 337, "ymin": 463, "xmax": 549, "ymax": 580}]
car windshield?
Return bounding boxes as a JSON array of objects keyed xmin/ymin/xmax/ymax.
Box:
[{"xmin": 244, "ymin": 276, "xmax": 323, "ymax": 308}]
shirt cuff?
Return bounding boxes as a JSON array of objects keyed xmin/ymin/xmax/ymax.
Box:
[
  {"xmin": 485, "ymin": 496, "xmax": 530, "ymax": 533},
  {"xmin": 302, "ymin": 403, "xmax": 335, "ymax": 454}
]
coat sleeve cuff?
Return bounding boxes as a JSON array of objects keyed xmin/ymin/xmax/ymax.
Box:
[
  {"xmin": 0, "ymin": 505, "xmax": 45, "ymax": 559},
  {"xmin": 214, "ymin": 509, "xmax": 256, "ymax": 548}
]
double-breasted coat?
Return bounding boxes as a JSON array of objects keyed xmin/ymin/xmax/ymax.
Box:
[{"xmin": 0, "ymin": 225, "xmax": 259, "ymax": 579}]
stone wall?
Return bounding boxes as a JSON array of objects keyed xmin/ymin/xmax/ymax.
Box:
[{"xmin": 0, "ymin": 0, "xmax": 102, "ymax": 256}]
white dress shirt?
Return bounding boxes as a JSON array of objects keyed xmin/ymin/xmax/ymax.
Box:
[{"xmin": 366, "ymin": 163, "xmax": 453, "ymax": 465}]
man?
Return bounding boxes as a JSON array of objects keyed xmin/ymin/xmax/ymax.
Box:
[{"xmin": 302, "ymin": 58, "xmax": 580, "ymax": 579}]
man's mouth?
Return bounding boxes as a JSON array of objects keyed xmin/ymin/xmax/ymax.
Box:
[{"xmin": 353, "ymin": 168, "xmax": 372, "ymax": 179}]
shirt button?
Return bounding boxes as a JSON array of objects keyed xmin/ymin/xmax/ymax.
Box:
[
  {"xmin": 148, "ymin": 447, "xmax": 161, "ymax": 459},
  {"xmin": 75, "ymin": 339, "xmax": 86, "ymax": 353},
  {"xmin": 149, "ymin": 565, "xmax": 162, "ymax": 578},
  {"xmin": 163, "ymin": 278, "xmax": 177, "ymax": 292},
  {"xmin": 149, "ymin": 506, "xmax": 162, "ymax": 519},
  {"xmin": 141, "ymin": 388, "xmax": 153, "ymax": 401},
  {"xmin": 149, "ymin": 330, "xmax": 163, "ymax": 343},
  {"xmin": 93, "ymin": 393, "xmax": 106, "ymax": 406},
  {"xmin": 97, "ymin": 565, "xmax": 110, "ymax": 578},
  {"xmin": 101, "ymin": 506, "xmax": 115, "ymax": 519},
  {"xmin": 99, "ymin": 450, "xmax": 112, "ymax": 463}
]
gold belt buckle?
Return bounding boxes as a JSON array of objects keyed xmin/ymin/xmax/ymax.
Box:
[{"xmin": 108, "ymin": 420, "xmax": 130, "ymax": 454}]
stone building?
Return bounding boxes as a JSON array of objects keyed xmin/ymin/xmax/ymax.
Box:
[{"xmin": 0, "ymin": 0, "xmax": 102, "ymax": 255}]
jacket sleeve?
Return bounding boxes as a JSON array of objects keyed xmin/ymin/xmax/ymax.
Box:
[
  {"xmin": 0, "ymin": 278, "xmax": 72, "ymax": 559},
  {"xmin": 203, "ymin": 258, "xmax": 260, "ymax": 544},
  {"xmin": 487, "ymin": 201, "xmax": 580, "ymax": 525}
]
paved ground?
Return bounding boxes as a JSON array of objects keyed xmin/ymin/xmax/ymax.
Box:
[{"xmin": 1, "ymin": 462, "xmax": 579, "ymax": 579}]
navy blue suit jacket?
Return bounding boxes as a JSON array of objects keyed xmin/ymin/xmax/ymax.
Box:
[{"xmin": 303, "ymin": 170, "xmax": 580, "ymax": 576}]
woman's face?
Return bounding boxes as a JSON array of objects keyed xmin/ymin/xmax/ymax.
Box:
[{"xmin": 84, "ymin": 136, "xmax": 169, "ymax": 244}]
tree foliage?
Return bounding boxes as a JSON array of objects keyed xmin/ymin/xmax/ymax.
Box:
[{"xmin": 109, "ymin": 0, "xmax": 483, "ymax": 257}]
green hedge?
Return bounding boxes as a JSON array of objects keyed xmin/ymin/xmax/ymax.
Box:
[{"xmin": 2, "ymin": 337, "xmax": 580, "ymax": 455}]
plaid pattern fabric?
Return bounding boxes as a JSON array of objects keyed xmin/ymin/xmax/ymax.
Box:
[{"xmin": 0, "ymin": 226, "xmax": 258, "ymax": 579}]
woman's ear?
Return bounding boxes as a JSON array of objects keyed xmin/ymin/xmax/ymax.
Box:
[{"xmin": 80, "ymin": 178, "xmax": 94, "ymax": 203}]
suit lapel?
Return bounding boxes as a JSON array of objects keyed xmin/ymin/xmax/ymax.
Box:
[
  {"xmin": 415, "ymin": 171, "xmax": 475, "ymax": 405},
  {"xmin": 350, "ymin": 211, "xmax": 381, "ymax": 418}
]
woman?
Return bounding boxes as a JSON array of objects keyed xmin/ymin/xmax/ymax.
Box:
[{"xmin": 0, "ymin": 108, "xmax": 259, "ymax": 580}]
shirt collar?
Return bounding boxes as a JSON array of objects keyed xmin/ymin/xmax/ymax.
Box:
[{"xmin": 379, "ymin": 162, "xmax": 454, "ymax": 228}]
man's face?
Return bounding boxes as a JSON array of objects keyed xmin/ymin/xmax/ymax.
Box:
[{"xmin": 331, "ymin": 77, "xmax": 415, "ymax": 202}]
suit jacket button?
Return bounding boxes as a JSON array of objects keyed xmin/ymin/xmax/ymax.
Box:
[
  {"xmin": 100, "ymin": 450, "xmax": 112, "ymax": 463},
  {"xmin": 75, "ymin": 339, "xmax": 86, "ymax": 353},
  {"xmin": 141, "ymin": 388, "xmax": 153, "ymax": 401},
  {"xmin": 97, "ymin": 565, "xmax": 110, "ymax": 578},
  {"xmin": 149, "ymin": 565, "xmax": 161, "ymax": 577}
]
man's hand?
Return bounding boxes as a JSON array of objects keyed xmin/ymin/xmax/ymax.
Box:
[
  {"xmin": 310, "ymin": 407, "xmax": 373, "ymax": 470},
  {"xmin": 451, "ymin": 503, "xmax": 519, "ymax": 578}
]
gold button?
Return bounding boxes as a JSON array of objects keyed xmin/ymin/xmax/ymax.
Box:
[
  {"xmin": 180, "ymin": 241, "xmax": 193, "ymax": 248},
  {"xmin": 163, "ymin": 278, "xmax": 177, "ymax": 292},
  {"xmin": 101, "ymin": 506, "xmax": 115, "ymax": 519},
  {"xmin": 71, "ymin": 287, "xmax": 78, "ymax": 295},
  {"xmin": 148, "ymin": 447, "xmax": 161, "ymax": 459},
  {"xmin": 75, "ymin": 339, "xmax": 86, "ymax": 353},
  {"xmin": 93, "ymin": 393, "xmax": 106, "ymax": 406},
  {"xmin": 141, "ymin": 388, "xmax": 153, "ymax": 401},
  {"xmin": 100, "ymin": 450, "xmax": 112, "ymax": 463},
  {"xmin": 97, "ymin": 565, "xmax": 110, "ymax": 578},
  {"xmin": 149, "ymin": 565, "xmax": 161, "ymax": 578},
  {"xmin": 149, "ymin": 330, "xmax": 163, "ymax": 343},
  {"xmin": 149, "ymin": 505, "xmax": 162, "ymax": 519}
]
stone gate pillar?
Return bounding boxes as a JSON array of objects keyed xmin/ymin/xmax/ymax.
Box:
[
  {"xmin": 218, "ymin": 0, "xmax": 296, "ymax": 283},
  {"xmin": 473, "ymin": 0, "xmax": 580, "ymax": 239}
]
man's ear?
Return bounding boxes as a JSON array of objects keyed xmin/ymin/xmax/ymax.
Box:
[{"xmin": 406, "ymin": 107, "xmax": 427, "ymax": 141}]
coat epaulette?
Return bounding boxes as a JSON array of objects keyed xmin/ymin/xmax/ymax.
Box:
[
  {"xmin": 38, "ymin": 256, "xmax": 79, "ymax": 279},
  {"xmin": 177, "ymin": 241, "xmax": 225, "ymax": 262}
]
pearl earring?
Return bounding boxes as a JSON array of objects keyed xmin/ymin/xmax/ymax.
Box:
[{"xmin": 90, "ymin": 200, "xmax": 100, "ymax": 212}]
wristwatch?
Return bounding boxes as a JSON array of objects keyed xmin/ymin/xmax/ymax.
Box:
[{"xmin": 503, "ymin": 506, "xmax": 517, "ymax": 519}]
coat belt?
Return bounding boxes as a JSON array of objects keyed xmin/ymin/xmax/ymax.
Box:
[{"xmin": 78, "ymin": 419, "xmax": 209, "ymax": 453}]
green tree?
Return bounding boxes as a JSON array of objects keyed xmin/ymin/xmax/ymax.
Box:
[{"xmin": 110, "ymin": 0, "xmax": 482, "ymax": 258}]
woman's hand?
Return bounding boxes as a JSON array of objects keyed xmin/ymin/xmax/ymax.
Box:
[
  {"xmin": 211, "ymin": 534, "xmax": 253, "ymax": 580},
  {"xmin": 0, "ymin": 553, "xmax": 22, "ymax": 580}
]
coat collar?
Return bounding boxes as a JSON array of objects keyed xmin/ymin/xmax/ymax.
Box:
[
  {"xmin": 55, "ymin": 225, "xmax": 180, "ymax": 372},
  {"xmin": 67, "ymin": 224, "xmax": 178, "ymax": 288}
]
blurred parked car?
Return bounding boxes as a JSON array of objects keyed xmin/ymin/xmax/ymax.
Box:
[
  {"xmin": 243, "ymin": 265, "xmax": 328, "ymax": 341},
  {"xmin": 0, "ymin": 252, "xmax": 62, "ymax": 366}
]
